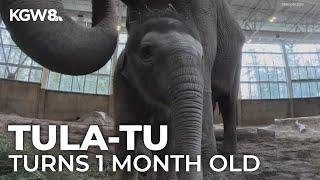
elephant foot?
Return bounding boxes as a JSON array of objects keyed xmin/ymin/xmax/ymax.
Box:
[
  {"xmin": 220, "ymin": 141, "xmax": 237, "ymax": 155},
  {"xmin": 140, "ymin": 171, "xmax": 157, "ymax": 180},
  {"xmin": 203, "ymin": 173, "xmax": 221, "ymax": 180},
  {"xmin": 203, "ymin": 167, "xmax": 220, "ymax": 180},
  {"xmin": 119, "ymin": 171, "xmax": 139, "ymax": 180}
]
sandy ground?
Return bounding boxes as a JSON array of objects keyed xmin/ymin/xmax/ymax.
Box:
[
  {"xmin": 217, "ymin": 135, "xmax": 320, "ymax": 180},
  {"xmin": 217, "ymin": 117, "xmax": 320, "ymax": 180}
]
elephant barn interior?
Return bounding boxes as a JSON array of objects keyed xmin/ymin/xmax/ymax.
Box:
[{"xmin": 0, "ymin": 0, "xmax": 320, "ymax": 179}]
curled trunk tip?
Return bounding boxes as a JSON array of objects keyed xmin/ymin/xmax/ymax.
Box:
[{"xmin": 0, "ymin": 0, "xmax": 118, "ymax": 75}]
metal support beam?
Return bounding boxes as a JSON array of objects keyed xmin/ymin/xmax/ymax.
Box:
[
  {"xmin": 40, "ymin": 68, "xmax": 50, "ymax": 89},
  {"xmin": 244, "ymin": 30, "xmax": 320, "ymax": 43},
  {"xmin": 281, "ymin": 42, "xmax": 294, "ymax": 117}
]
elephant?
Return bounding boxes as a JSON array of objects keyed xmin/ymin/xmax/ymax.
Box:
[{"xmin": 0, "ymin": 0, "xmax": 245, "ymax": 179}]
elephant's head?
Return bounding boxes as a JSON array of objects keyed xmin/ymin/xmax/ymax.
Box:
[
  {"xmin": 122, "ymin": 12, "xmax": 204, "ymax": 178},
  {"xmin": 124, "ymin": 13, "xmax": 204, "ymax": 106}
]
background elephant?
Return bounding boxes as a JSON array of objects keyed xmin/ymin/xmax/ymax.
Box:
[{"xmin": 0, "ymin": 0, "xmax": 244, "ymax": 179}]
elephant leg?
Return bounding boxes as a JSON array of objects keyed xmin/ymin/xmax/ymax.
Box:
[
  {"xmin": 136, "ymin": 133, "xmax": 157, "ymax": 180},
  {"xmin": 216, "ymin": 54, "xmax": 241, "ymax": 155},
  {"xmin": 115, "ymin": 100, "xmax": 140, "ymax": 180},
  {"xmin": 115, "ymin": 105, "xmax": 140, "ymax": 180},
  {"xmin": 210, "ymin": 0, "xmax": 244, "ymax": 156},
  {"xmin": 218, "ymin": 91, "xmax": 238, "ymax": 155},
  {"xmin": 114, "ymin": 70, "xmax": 150, "ymax": 180},
  {"xmin": 153, "ymin": 111, "xmax": 177, "ymax": 180},
  {"xmin": 202, "ymin": 91, "xmax": 220, "ymax": 180},
  {"xmin": 116, "ymin": 102, "xmax": 154, "ymax": 180},
  {"xmin": 156, "ymin": 140, "xmax": 178, "ymax": 180}
]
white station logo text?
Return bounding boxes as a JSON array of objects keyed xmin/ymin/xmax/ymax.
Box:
[{"xmin": 9, "ymin": 9, "xmax": 63, "ymax": 22}]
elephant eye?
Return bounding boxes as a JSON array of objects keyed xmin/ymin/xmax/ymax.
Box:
[{"xmin": 139, "ymin": 44, "xmax": 153, "ymax": 63}]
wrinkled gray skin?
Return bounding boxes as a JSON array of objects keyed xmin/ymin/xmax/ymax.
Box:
[
  {"xmin": 115, "ymin": 16, "xmax": 206, "ymax": 180},
  {"xmin": 0, "ymin": 0, "xmax": 244, "ymax": 179}
]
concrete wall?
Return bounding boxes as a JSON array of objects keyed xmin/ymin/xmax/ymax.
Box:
[
  {"xmin": 0, "ymin": 79, "xmax": 319, "ymax": 125},
  {"xmin": 238, "ymin": 98, "xmax": 320, "ymax": 126},
  {"xmin": 239, "ymin": 99, "xmax": 291, "ymax": 126},
  {"xmin": 293, "ymin": 98, "xmax": 320, "ymax": 118},
  {"xmin": 0, "ymin": 79, "xmax": 110, "ymax": 121},
  {"xmin": 0, "ymin": 79, "xmax": 40, "ymax": 117}
]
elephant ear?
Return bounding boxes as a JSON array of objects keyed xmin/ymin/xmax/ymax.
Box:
[{"xmin": 118, "ymin": 52, "xmax": 129, "ymax": 80}]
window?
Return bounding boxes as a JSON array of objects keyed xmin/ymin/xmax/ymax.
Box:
[
  {"xmin": 1, "ymin": 17, "xmax": 319, "ymax": 99},
  {"xmin": 0, "ymin": 22, "xmax": 42, "ymax": 83},
  {"xmin": 0, "ymin": 19, "xmax": 117, "ymax": 95},
  {"xmin": 287, "ymin": 44, "xmax": 320, "ymax": 98},
  {"xmin": 240, "ymin": 44, "xmax": 288, "ymax": 99},
  {"xmin": 46, "ymin": 60, "xmax": 114, "ymax": 95},
  {"xmin": 118, "ymin": 33, "xmax": 127, "ymax": 57}
]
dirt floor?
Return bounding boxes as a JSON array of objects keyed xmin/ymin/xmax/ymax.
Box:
[
  {"xmin": 217, "ymin": 116, "xmax": 320, "ymax": 180},
  {"xmin": 217, "ymin": 135, "xmax": 320, "ymax": 180},
  {"xmin": 0, "ymin": 113, "xmax": 319, "ymax": 180}
]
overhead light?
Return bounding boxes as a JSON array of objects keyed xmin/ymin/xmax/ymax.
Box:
[
  {"xmin": 269, "ymin": 16, "xmax": 277, "ymax": 23},
  {"xmin": 117, "ymin": 25, "xmax": 121, "ymax": 32}
]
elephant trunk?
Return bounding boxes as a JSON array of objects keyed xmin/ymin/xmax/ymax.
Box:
[
  {"xmin": 168, "ymin": 55, "xmax": 204, "ymax": 179},
  {"xmin": 0, "ymin": 0, "xmax": 118, "ymax": 75}
]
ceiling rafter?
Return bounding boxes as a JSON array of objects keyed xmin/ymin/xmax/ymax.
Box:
[{"xmin": 60, "ymin": 0, "xmax": 320, "ymax": 42}]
